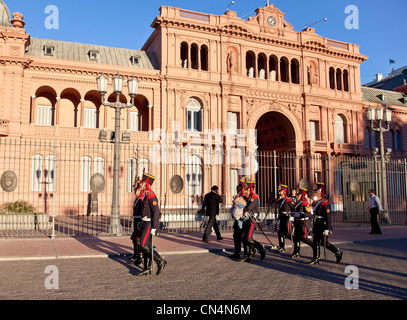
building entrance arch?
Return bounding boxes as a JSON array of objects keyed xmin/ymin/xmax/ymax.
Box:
[{"xmin": 254, "ymin": 111, "xmax": 297, "ymax": 207}]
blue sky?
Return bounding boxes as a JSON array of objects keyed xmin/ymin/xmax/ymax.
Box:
[{"xmin": 5, "ymin": 0, "xmax": 407, "ymax": 85}]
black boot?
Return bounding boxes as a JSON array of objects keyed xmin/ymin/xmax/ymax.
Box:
[
  {"xmin": 135, "ymin": 246, "xmax": 152, "ymax": 276},
  {"xmin": 153, "ymin": 251, "xmax": 167, "ymax": 275},
  {"xmin": 291, "ymin": 241, "xmax": 300, "ymax": 258},
  {"xmin": 259, "ymin": 245, "xmax": 266, "ymax": 261},
  {"xmin": 335, "ymin": 249, "xmax": 343, "ymax": 263},
  {"xmin": 309, "ymin": 245, "xmax": 320, "ymax": 265},
  {"xmin": 276, "ymin": 247, "xmax": 285, "ymax": 253}
]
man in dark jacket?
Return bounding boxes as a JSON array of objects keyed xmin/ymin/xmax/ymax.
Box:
[{"xmin": 202, "ymin": 185, "xmax": 223, "ymax": 242}]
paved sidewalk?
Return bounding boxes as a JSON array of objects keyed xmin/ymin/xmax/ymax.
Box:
[{"xmin": 0, "ymin": 226, "xmax": 406, "ymax": 261}]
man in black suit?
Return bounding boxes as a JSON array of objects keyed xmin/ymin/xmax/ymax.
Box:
[{"xmin": 202, "ymin": 185, "xmax": 223, "ymax": 242}]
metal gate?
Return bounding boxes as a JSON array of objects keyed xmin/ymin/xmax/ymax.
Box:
[{"xmin": 0, "ymin": 137, "xmax": 406, "ymax": 237}]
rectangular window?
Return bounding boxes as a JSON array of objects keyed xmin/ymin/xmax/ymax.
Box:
[
  {"xmin": 128, "ymin": 111, "xmax": 139, "ymax": 131},
  {"xmin": 227, "ymin": 112, "xmax": 238, "ymax": 134},
  {"xmin": 37, "ymin": 105, "xmax": 53, "ymax": 126},
  {"xmin": 83, "ymin": 108, "xmax": 97, "ymax": 129},
  {"xmin": 230, "ymin": 169, "xmax": 238, "ymax": 194},
  {"xmin": 187, "ymin": 109, "xmax": 202, "ymax": 132},
  {"xmin": 309, "ymin": 121, "xmax": 319, "ymax": 141}
]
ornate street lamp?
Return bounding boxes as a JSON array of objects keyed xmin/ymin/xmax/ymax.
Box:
[
  {"xmin": 367, "ymin": 104, "xmax": 392, "ymax": 223},
  {"xmin": 96, "ymin": 72, "xmax": 139, "ymax": 235}
]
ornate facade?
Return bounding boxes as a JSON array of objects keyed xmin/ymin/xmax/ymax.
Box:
[{"xmin": 0, "ymin": 1, "xmax": 406, "ymax": 221}]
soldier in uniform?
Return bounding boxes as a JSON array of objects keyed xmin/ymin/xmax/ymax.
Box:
[
  {"xmin": 240, "ymin": 180, "xmax": 267, "ymax": 262},
  {"xmin": 136, "ymin": 173, "xmax": 167, "ymax": 276},
  {"xmin": 229, "ymin": 178, "xmax": 247, "ymax": 259},
  {"xmin": 275, "ymin": 184, "xmax": 296, "ymax": 253},
  {"xmin": 130, "ymin": 177, "xmax": 144, "ymax": 265},
  {"xmin": 309, "ymin": 182, "xmax": 343, "ymax": 265},
  {"xmin": 291, "ymin": 187, "xmax": 313, "ymax": 258}
]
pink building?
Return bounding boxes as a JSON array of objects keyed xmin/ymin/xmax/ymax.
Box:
[{"xmin": 0, "ymin": 1, "xmax": 406, "ymax": 233}]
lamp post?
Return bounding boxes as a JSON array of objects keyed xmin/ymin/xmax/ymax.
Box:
[
  {"xmin": 366, "ymin": 104, "xmax": 392, "ymax": 221},
  {"xmin": 96, "ymin": 72, "xmax": 139, "ymax": 235}
]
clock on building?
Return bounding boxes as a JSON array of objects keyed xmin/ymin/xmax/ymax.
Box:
[{"xmin": 267, "ymin": 16, "xmax": 276, "ymax": 26}]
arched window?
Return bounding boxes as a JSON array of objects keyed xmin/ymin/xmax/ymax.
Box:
[
  {"xmin": 258, "ymin": 53, "xmax": 267, "ymax": 79},
  {"xmin": 180, "ymin": 42, "xmax": 188, "ymax": 68},
  {"xmin": 246, "ymin": 51, "xmax": 256, "ymax": 77},
  {"xmin": 186, "ymin": 98, "xmax": 203, "ymax": 132},
  {"xmin": 343, "ymin": 70, "xmax": 349, "ymax": 92},
  {"xmin": 335, "ymin": 115, "xmax": 346, "ymax": 143},
  {"xmin": 269, "ymin": 55, "xmax": 278, "ymax": 81},
  {"xmin": 329, "ymin": 67, "xmax": 335, "ymax": 89},
  {"xmin": 291, "ymin": 59, "xmax": 300, "ymax": 84},
  {"xmin": 186, "ymin": 155, "xmax": 202, "ymax": 195},
  {"xmin": 280, "ymin": 57, "xmax": 289, "ymax": 82},
  {"xmin": 80, "ymin": 156, "xmax": 91, "ymax": 192},
  {"xmin": 190, "ymin": 43, "xmax": 199, "ymax": 70},
  {"xmin": 32, "ymin": 154, "xmax": 43, "ymax": 192},
  {"xmin": 45, "ymin": 155, "xmax": 56, "ymax": 192},
  {"xmin": 200, "ymin": 45, "xmax": 208, "ymax": 71},
  {"xmin": 336, "ymin": 69, "xmax": 342, "ymax": 90}
]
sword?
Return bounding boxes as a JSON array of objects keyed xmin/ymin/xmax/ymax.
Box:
[
  {"xmin": 250, "ymin": 212, "xmax": 276, "ymax": 248},
  {"xmin": 151, "ymin": 231, "xmax": 154, "ymax": 277},
  {"xmin": 323, "ymin": 234, "xmax": 327, "ymax": 261}
]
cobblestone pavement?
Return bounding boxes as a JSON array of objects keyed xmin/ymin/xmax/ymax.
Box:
[{"xmin": 0, "ymin": 239, "xmax": 406, "ymax": 303}]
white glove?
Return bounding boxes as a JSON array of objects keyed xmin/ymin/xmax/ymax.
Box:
[
  {"xmin": 289, "ymin": 217, "xmax": 294, "ymax": 222},
  {"xmin": 323, "ymin": 230, "xmax": 330, "ymax": 236},
  {"xmin": 151, "ymin": 229, "xmax": 157, "ymax": 236}
]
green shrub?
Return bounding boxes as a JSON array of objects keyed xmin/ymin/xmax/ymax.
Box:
[{"xmin": 0, "ymin": 201, "xmax": 39, "ymax": 215}]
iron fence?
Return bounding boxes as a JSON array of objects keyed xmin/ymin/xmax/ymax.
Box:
[{"xmin": 0, "ymin": 137, "xmax": 406, "ymax": 237}]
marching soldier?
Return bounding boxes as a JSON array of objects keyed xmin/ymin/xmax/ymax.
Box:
[
  {"xmin": 229, "ymin": 178, "xmax": 248, "ymax": 259},
  {"xmin": 136, "ymin": 173, "xmax": 167, "ymax": 276},
  {"xmin": 309, "ymin": 182, "xmax": 343, "ymax": 265},
  {"xmin": 240, "ymin": 180, "xmax": 267, "ymax": 262},
  {"xmin": 275, "ymin": 184, "xmax": 296, "ymax": 253},
  {"xmin": 291, "ymin": 187, "xmax": 313, "ymax": 258},
  {"xmin": 130, "ymin": 177, "xmax": 144, "ymax": 265}
]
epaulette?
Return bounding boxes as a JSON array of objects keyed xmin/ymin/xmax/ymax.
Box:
[
  {"xmin": 146, "ymin": 192, "xmax": 156, "ymax": 200},
  {"xmin": 251, "ymin": 194, "xmax": 259, "ymax": 199},
  {"xmin": 322, "ymin": 200, "xmax": 329, "ymax": 206},
  {"xmin": 301, "ymin": 201, "xmax": 309, "ymax": 206}
]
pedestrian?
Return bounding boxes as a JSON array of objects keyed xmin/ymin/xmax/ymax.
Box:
[
  {"xmin": 309, "ymin": 182, "xmax": 343, "ymax": 265},
  {"xmin": 135, "ymin": 172, "xmax": 167, "ymax": 276},
  {"xmin": 129, "ymin": 176, "xmax": 144, "ymax": 265},
  {"xmin": 240, "ymin": 180, "xmax": 266, "ymax": 262},
  {"xmin": 368, "ymin": 189, "xmax": 383, "ymax": 234},
  {"xmin": 275, "ymin": 184, "xmax": 296, "ymax": 253},
  {"xmin": 202, "ymin": 185, "xmax": 223, "ymax": 242},
  {"xmin": 291, "ymin": 187, "xmax": 313, "ymax": 258}
]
